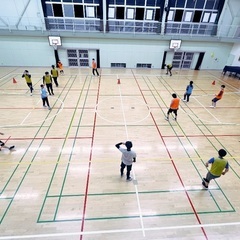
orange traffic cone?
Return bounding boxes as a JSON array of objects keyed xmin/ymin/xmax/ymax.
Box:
[
  {"xmin": 212, "ymin": 80, "xmax": 215, "ymax": 85},
  {"xmin": 117, "ymin": 79, "xmax": 120, "ymax": 84},
  {"xmin": 13, "ymin": 78, "xmax": 17, "ymax": 83}
]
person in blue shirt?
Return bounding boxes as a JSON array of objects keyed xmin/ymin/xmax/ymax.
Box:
[
  {"xmin": 183, "ymin": 81, "xmax": 193, "ymax": 102},
  {"xmin": 40, "ymin": 84, "xmax": 51, "ymax": 110}
]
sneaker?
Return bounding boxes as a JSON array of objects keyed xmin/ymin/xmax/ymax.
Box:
[
  {"xmin": 43, "ymin": 105, "xmax": 46, "ymax": 107},
  {"xmin": 165, "ymin": 117, "xmax": 169, "ymax": 121},
  {"xmin": 202, "ymin": 178, "xmax": 208, "ymax": 189},
  {"xmin": 48, "ymin": 107, "xmax": 51, "ymax": 110},
  {"xmin": 209, "ymin": 106, "xmax": 214, "ymax": 108},
  {"xmin": 9, "ymin": 146, "xmax": 15, "ymax": 150},
  {"xmin": 52, "ymin": 93, "xmax": 54, "ymax": 95},
  {"xmin": 126, "ymin": 177, "xmax": 132, "ymax": 181},
  {"xmin": 30, "ymin": 93, "xmax": 32, "ymax": 96},
  {"xmin": 182, "ymin": 99, "xmax": 187, "ymax": 102}
]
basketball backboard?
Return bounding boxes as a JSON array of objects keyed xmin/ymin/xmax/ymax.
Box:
[
  {"xmin": 169, "ymin": 39, "xmax": 182, "ymax": 49},
  {"xmin": 48, "ymin": 36, "xmax": 62, "ymax": 46}
]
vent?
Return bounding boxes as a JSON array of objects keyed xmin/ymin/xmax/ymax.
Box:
[
  {"xmin": 136, "ymin": 63, "xmax": 152, "ymax": 68},
  {"xmin": 111, "ymin": 63, "xmax": 126, "ymax": 68}
]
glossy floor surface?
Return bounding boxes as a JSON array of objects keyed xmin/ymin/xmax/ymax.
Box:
[{"xmin": 0, "ymin": 67, "xmax": 240, "ymax": 240}]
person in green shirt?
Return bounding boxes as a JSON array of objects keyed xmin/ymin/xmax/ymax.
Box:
[
  {"xmin": 51, "ymin": 65, "xmax": 59, "ymax": 87},
  {"xmin": 22, "ymin": 70, "xmax": 34, "ymax": 96},
  {"xmin": 43, "ymin": 72, "xmax": 54, "ymax": 95},
  {"xmin": 202, "ymin": 149, "xmax": 229, "ymax": 189}
]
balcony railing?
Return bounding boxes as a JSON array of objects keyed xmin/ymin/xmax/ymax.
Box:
[{"xmin": 0, "ymin": 16, "xmax": 239, "ymax": 39}]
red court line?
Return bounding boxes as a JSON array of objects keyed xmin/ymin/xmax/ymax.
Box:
[
  {"xmin": 132, "ymin": 71, "xmax": 208, "ymax": 239},
  {"xmin": 80, "ymin": 79, "xmax": 101, "ymax": 240}
]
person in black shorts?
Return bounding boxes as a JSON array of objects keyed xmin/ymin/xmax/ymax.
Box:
[{"xmin": 0, "ymin": 132, "xmax": 15, "ymax": 151}]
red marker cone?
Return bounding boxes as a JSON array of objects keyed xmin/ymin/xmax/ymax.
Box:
[
  {"xmin": 13, "ymin": 78, "xmax": 17, "ymax": 83},
  {"xmin": 212, "ymin": 80, "xmax": 215, "ymax": 85},
  {"xmin": 117, "ymin": 79, "xmax": 120, "ymax": 84}
]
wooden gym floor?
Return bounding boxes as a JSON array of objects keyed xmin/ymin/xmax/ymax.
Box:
[{"xmin": 0, "ymin": 67, "xmax": 240, "ymax": 240}]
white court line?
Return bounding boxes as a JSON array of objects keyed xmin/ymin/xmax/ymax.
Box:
[
  {"xmin": 117, "ymin": 74, "xmax": 145, "ymax": 237},
  {"xmin": 1, "ymin": 221, "xmax": 240, "ymax": 239},
  {"xmin": 0, "ymin": 96, "xmax": 64, "ymax": 129},
  {"xmin": 192, "ymin": 97, "xmax": 221, "ymax": 123}
]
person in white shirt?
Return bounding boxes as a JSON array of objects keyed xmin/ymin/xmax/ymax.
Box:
[{"xmin": 115, "ymin": 141, "xmax": 136, "ymax": 181}]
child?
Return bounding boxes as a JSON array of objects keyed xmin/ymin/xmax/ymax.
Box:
[
  {"xmin": 210, "ymin": 85, "xmax": 225, "ymax": 108},
  {"xmin": 183, "ymin": 81, "xmax": 193, "ymax": 102},
  {"xmin": 40, "ymin": 84, "xmax": 51, "ymax": 110},
  {"xmin": 92, "ymin": 58, "xmax": 99, "ymax": 76},
  {"xmin": 22, "ymin": 70, "xmax": 34, "ymax": 96},
  {"xmin": 0, "ymin": 132, "xmax": 15, "ymax": 151},
  {"xmin": 51, "ymin": 65, "xmax": 59, "ymax": 87},
  {"xmin": 115, "ymin": 141, "xmax": 136, "ymax": 181},
  {"xmin": 165, "ymin": 93, "xmax": 180, "ymax": 121},
  {"xmin": 202, "ymin": 149, "xmax": 229, "ymax": 189},
  {"xmin": 57, "ymin": 61, "xmax": 64, "ymax": 75},
  {"xmin": 165, "ymin": 64, "xmax": 173, "ymax": 76}
]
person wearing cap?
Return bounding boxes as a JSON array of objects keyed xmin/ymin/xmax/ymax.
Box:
[
  {"xmin": 183, "ymin": 81, "xmax": 193, "ymax": 102},
  {"xmin": 202, "ymin": 149, "xmax": 229, "ymax": 189},
  {"xmin": 115, "ymin": 141, "xmax": 136, "ymax": 181}
]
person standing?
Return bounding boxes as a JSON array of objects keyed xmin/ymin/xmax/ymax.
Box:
[
  {"xmin": 202, "ymin": 149, "xmax": 229, "ymax": 189},
  {"xmin": 115, "ymin": 141, "xmax": 136, "ymax": 181},
  {"xmin": 165, "ymin": 93, "xmax": 180, "ymax": 121},
  {"xmin": 22, "ymin": 70, "xmax": 34, "ymax": 96},
  {"xmin": 51, "ymin": 65, "xmax": 59, "ymax": 87},
  {"xmin": 57, "ymin": 61, "xmax": 64, "ymax": 75},
  {"xmin": 165, "ymin": 64, "xmax": 173, "ymax": 76},
  {"xmin": 183, "ymin": 81, "xmax": 194, "ymax": 102},
  {"xmin": 43, "ymin": 72, "xmax": 54, "ymax": 95},
  {"xmin": 40, "ymin": 84, "xmax": 51, "ymax": 110},
  {"xmin": 210, "ymin": 85, "xmax": 225, "ymax": 108},
  {"xmin": 0, "ymin": 132, "xmax": 15, "ymax": 151},
  {"xmin": 92, "ymin": 58, "xmax": 99, "ymax": 76}
]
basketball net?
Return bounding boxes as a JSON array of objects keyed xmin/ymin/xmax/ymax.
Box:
[{"xmin": 52, "ymin": 43, "xmax": 58, "ymax": 50}]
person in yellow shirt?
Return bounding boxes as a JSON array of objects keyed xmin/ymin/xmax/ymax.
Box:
[
  {"xmin": 165, "ymin": 93, "xmax": 180, "ymax": 121},
  {"xmin": 22, "ymin": 70, "xmax": 34, "ymax": 96},
  {"xmin": 51, "ymin": 65, "xmax": 59, "ymax": 87},
  {"xmin": 165, "ymin": 64, "xmax": 173, "ymax": 76},
  {"xmin": 43, "ymin": 72, "xmax": 54, "ymax": 95},
  {"xmin": 202, "ymin": 149, "xmax": 229, "ymax": 189}
]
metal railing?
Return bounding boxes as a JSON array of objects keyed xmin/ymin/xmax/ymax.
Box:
[{"xmin": 0, "ymin": 16, "xmax": 239, "ymax": 39}]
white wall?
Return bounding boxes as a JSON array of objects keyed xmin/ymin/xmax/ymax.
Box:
[
  {"xmin": 0, "ymin": 35, "xmax": 235, "ymax": 69},
  {"xmin": 229, "ymin": 43, "xmax": 240, "ymax": 66}
]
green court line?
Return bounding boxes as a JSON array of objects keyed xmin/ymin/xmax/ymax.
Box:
[
  {"xmin": 46, "ymin": 188, "xmax": 224, "ymax": 198},
  {"xmin": 37, "ymin": 75, "xmax": 90, "ymax": 223},
  {"xmin": 141, "ymin": 76, "xmax": 235, "ymax": 212},
  {"xmin": 53, "ymin": 75, "xmax": 94, "ymax": 221},
  {"xmin": 0, "ymin": 75, "xmax": 76, "ymax": 224},
  {"xmin": 37, "ymin": 209, "xmax": 235, "ymax": 223}
]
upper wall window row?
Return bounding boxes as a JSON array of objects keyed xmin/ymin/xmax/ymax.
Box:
[
  {"xmin": 108, "ymin": 7, "xmax": 160, "ymax": 21},
  {"xmin": 108, "ymin": 0, "xmax": 161, "ymax": 7},
  {"xmin": 45, "ymin": 0, "xmax": 99, "ymax": 3},
  {"xmin": 170, "ymin": 0, "xmax": 221, "ymax": 10},
  {"xmin": 46, "ymin": 3, "xmax": 100, "ymax": 18}
]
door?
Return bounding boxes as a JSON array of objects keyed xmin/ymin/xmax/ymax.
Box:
[
  {"xmin": 172, "ymin": 51, "xmax": 194, "ymax": 69},
  {"xmin": 67, "ymin": 49, "xmax": 89, "ymax": 67}
]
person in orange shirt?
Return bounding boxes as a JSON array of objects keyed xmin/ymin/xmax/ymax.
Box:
[
  {"xmin": 165, "ymin": 93, "xmax": 180, "ymax": 121},
  {"xmin": 92, "ymin": 58, "xmax": 99, "ymax": 76},
  {"xmin": 57, "ymin": 61, "xmax": 64, "ymax": 75},
  {"xmin": 210, "ymin": 85, "xmax": 225, "ymax": 108}
]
